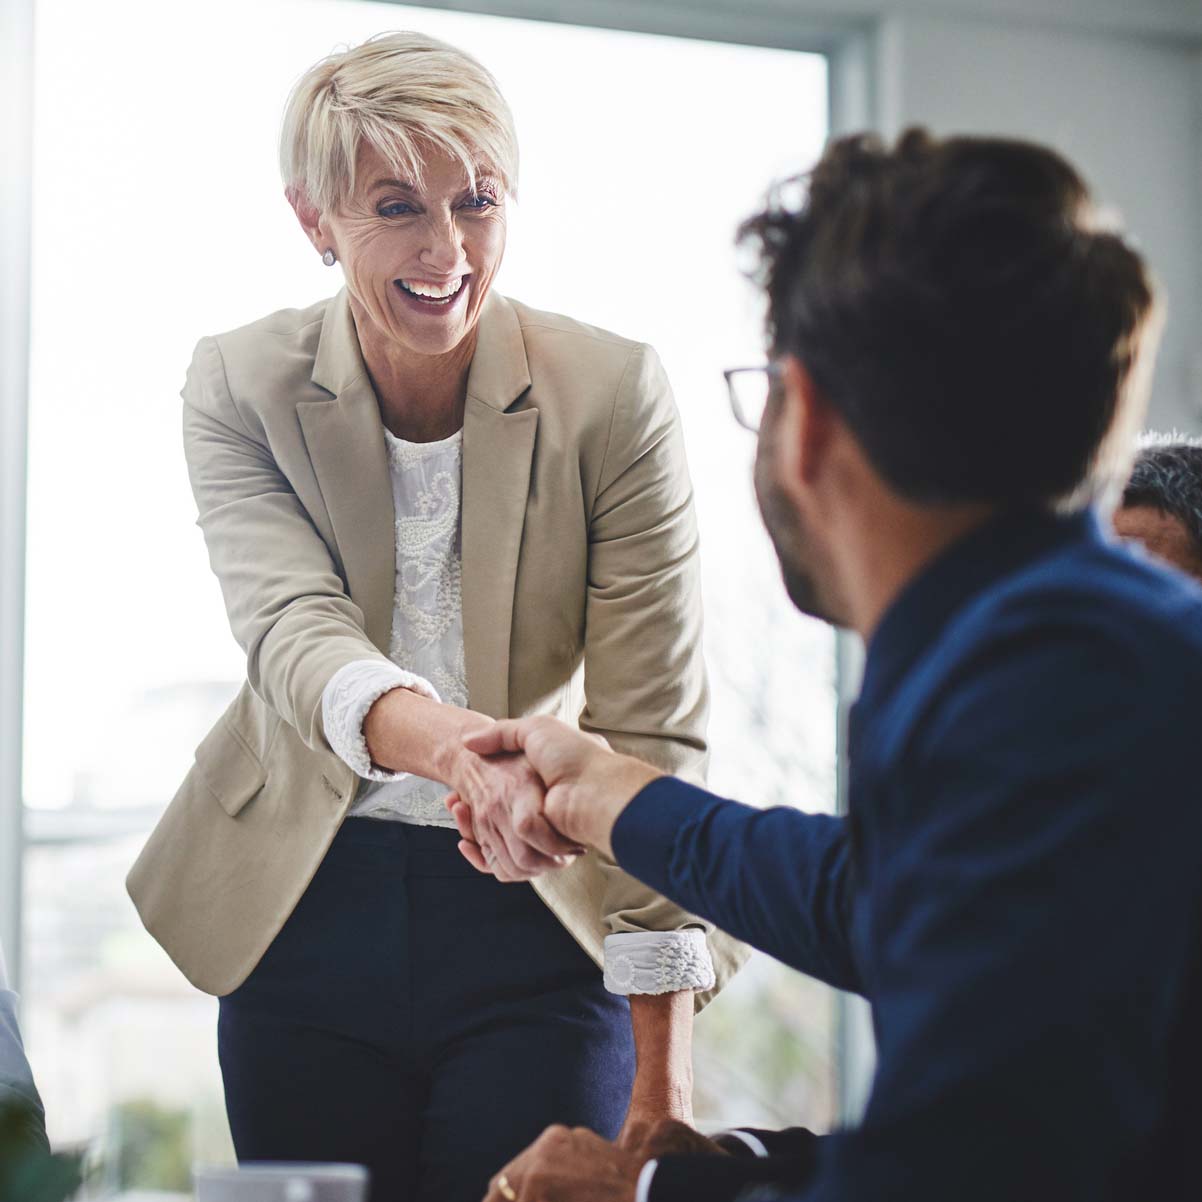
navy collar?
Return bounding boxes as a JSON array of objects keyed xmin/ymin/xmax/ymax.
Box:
[{"xmin": 855, "ymin": 507, "xmax": 1103, "ymax": 722}]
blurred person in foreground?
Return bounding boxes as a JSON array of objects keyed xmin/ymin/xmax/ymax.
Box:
[
  {"xmin": 0, "ymin": 939, "xmax": 80, "ymax": 1202},
  {"xmin": 126, "ymin": 30, "xmax": 742, "ymax": 1202},
  {"xmin": 1114, "ymin": 435, "xmax": 1202, "ymax": 582},
  {"xmin": 0, "ymin": 939, "xmax": 47, "ymax": 1159},
  {"xmin": 450, "ymin": 129, "xmax": 1202, "ymax": 1202}
]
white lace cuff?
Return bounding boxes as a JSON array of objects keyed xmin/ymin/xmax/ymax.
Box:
[
  {"xmin": 603, "ymin": 929, "xmax": 716, "ymax": 995},
  {"xmin": 322, "ymin": 658, "xmax": 442, "ymax": 780}
]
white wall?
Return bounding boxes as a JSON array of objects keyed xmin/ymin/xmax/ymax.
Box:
[
  {"xmin": 872, "ymin": 10, "xmax": 1202, "ymax": 433},
  {"xmin": 414, "ymin": 0, "xmax": 1202, "ymax": 433}
]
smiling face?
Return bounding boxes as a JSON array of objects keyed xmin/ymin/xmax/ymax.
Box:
[{"xmin": 297, "ymin": 139, "xmax": 508, "ymax": 360}]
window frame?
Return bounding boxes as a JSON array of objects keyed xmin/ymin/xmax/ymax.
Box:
[{"xmin": 0, "ymin": 0, "xmax": 35, "ymax": 998}]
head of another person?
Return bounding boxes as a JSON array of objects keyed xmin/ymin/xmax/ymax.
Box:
[
  {"xmin": 739, "ymin": 128, "xmax": 1161, "ymax": 630},
  {"xmin": 280, "ymin": 31, "xmax": 518, "ymax": 358},
  {"xmin": 1114, "ymin": 436, "xmax": 1202, "ymax": 582}
]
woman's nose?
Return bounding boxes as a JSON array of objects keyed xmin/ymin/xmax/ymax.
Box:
[{"xmin": 418, "ymin": 213, "xmax": 464, "ymax": 272}]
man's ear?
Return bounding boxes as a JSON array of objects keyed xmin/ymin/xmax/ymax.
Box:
[
  {"xmin": 777, "ymin": 354, "xmax": 835, "ymax": 496},
  {"xmin": 285, "ymin": 185, "xmax": 326, "ymax": 253}
]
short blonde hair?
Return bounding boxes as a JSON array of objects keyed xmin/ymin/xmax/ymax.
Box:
[{"xmin": 280, "ymin": 31, "xmax": 519, "ymax": 213}]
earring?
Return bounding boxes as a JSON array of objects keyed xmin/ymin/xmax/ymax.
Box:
[{"xmin": 321, "ymin": 249, "xmax": 336, "ymax": 267}]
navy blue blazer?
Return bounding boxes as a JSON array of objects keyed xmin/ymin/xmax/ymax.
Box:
[{"xmin": 615, "ymin": 509, "xmax": 1202, "ymax": 1201}]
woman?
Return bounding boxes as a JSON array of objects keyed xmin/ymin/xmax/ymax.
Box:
[{"xmin": 126, "ymin": 30, "xmax": 743, "ymax": 1202}]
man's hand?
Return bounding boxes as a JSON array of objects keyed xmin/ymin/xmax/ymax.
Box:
[
  {"xmin": 454, "ymin": 717, "xmax": 663, "ymax": 862},
  {"xmin": 617, "ymin": 1117, "xmax": 731, "ymax": 1162},
  {"xmin": 448, "ymin": 748, "xmax": 583, "ymax": 881},
  {"xmin": 483, "ymin": 1125, "xmax": 643, "ymax": 1202}
]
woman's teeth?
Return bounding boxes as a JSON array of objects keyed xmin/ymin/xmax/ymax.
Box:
[{"xmin": 399, "ymin": 277, "xmax": 464, "ymax": 304}]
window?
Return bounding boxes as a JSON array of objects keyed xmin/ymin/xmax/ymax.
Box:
[{"xmin": 23, "ymin": 0, "xmax": 831, "ymax": 1187}]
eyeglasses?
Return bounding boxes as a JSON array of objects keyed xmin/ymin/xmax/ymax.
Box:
[{"xmin": 723, "ymin": 364, "xmax": 781, "ymax": 433}]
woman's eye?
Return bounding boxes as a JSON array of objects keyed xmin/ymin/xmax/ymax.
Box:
[
  {"xmin": 463, "ymin": 194, "xmax": 497, "ymax": 210},
  {"xmin": 378, "ymin": 202, "xmax": 415, "ymax": 217}
]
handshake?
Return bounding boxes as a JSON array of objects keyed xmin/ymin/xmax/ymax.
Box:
[{"xmin": 443, "ymin": 717, "xmax": 665, "ymax": 881}]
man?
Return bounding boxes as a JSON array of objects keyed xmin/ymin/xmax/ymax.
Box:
[
  {"xmin": 1114, "ymin": 435, "xmax": 1202, "ymax": 582},
  {"xmin": 449, "ymin": 128, "xmax": 1202, "ymax": 1201}
]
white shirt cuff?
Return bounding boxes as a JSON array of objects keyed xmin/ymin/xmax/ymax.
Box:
[
  {"xmin": 718, "ymin": 1129, "xmax": 771, "ymax": 1158},
  {"xmin": 321, "ymin": 659, "xmax": 441, "ymax": 780},
  {"xmin": 603, "ymin": 930, "xmax": 716, "ymax": 995},
  {"xmin": 635, "ymin": 1158, "xmax": 659, "ymax": 1202}
]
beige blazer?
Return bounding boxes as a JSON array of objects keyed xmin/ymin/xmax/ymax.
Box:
[{"xmin": 127, "ymin": 288, "xmax": 747, "ymax": 1004}]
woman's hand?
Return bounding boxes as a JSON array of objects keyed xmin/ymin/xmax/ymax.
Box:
[
  {"xmin": 459, "ymin": 717, "xmax": 661, "ymax": 859},
  {"xmin": 484, "ymin": 1125, "xmax": 643, "ymax": 1202},
  {"xmin": 449, "ymin": 748, "xmax": 584, "ymax": 882}
]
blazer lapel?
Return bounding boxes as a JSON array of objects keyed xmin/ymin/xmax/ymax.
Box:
[
  {"xmin": 297, "ymin": 291, "xmax": 395, "ymax": 655},
  {"xmin": 461, "ymin": 292, "xmax": 535, "ymax": 718}
]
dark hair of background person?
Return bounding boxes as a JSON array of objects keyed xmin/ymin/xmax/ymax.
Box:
[
  {"xmin": 738, "ymin": 127, "xmax": 1157, "ymax": 507},
  {"xmin": 1122, "ymin": 438, "xmax": 1202, "ymax": 565}
]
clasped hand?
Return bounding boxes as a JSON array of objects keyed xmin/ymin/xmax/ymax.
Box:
[
  {"xmin": 447, "ymin": 718, "xmax": 663, "ymax": 879},
  {"xmin": 447, "ymin": 744, "xmax": 584, "ymax": 881}
]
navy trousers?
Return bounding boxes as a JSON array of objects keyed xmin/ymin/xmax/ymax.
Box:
[{"xmin": 217, "ymin": 819, "xmax": 635, "ymax": 1202}]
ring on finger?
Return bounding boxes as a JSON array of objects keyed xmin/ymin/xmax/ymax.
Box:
[{"xmin": 497, "ymin": 1173, "xmax": 517, "ymax": 1201}]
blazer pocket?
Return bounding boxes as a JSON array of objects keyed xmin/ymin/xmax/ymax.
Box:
[{"xmin": 195, "ymin": 718, "xmax": 267, "ymax": 818}]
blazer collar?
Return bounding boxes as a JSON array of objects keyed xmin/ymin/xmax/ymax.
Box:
[
  {"xmin": 302, "ymin": 287, "xmax": 537, "ymax": 714},
  {"xmin": 311, "ymin": 287, "xmax": 532, "ymax": 412}
]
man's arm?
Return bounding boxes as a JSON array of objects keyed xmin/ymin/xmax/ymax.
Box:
[
  {"xmin": 635, "ymin": 1122, "xmax": 821, "ymax": 1202},
  {"xmin": 460, "ymin": 721, "xmax": 862, "ymax": 993},
  {"xmin": 645, "ymin": 1150, "xmax": 818, "ymax": 1202},
  {"xmin": 801, "ymin": 619, "xmax": 1202, "ymax": 1200},
  {"xmin": 612, "ymin": 780, "xmax": 860, "ymax": 993},
  {"xmin": 479, "ymin": 1119, "xmax": 820, "ymax": 1202},
  {"xmin": 574, "ymin": 343, "xmax": 723, "ymax": 1128}
]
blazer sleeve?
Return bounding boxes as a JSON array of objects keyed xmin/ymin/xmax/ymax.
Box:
[
  {"xmin": 579, "ymin": 343, "xmax": 748, "ymax": 993},
  {"xmin": 613, "ymin": 778, "xmax": 862, "ymax": 993},
  {"xmin": 182, "ymin": 336, "xmax": 394, "ymax": 754},
  {"xmin": 648, "ymin": 1136, "xmax": 820, "ymax": 1202}
]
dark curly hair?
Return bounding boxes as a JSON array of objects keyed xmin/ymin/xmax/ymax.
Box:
[{"xmin": 738, "ymin": 128, "xmax": 1158, "ymax": 507}]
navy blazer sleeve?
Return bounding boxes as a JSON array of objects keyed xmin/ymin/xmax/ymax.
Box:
[
  {"xmin": 612, "ymin": 785, "xmax": 862, "ymax": 993},
  {"xmin": 614, "ymin": 600, "xmax": 1202, "ymax": 1200},
  {"xmin": 805, "ymin": 619, "xmax": 1202, "ymax": 1200},
  {"xmin": 649, "ymin": 1145, "xmax": 819, "ymax": 1202}
]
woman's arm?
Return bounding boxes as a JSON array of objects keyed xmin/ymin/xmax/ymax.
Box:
[
  {"xmin": 182, "ymin": 336, "xmax": 396, "ymax": 754},
  {"xmin": 183, "ymin": 337, "xmax": 575, "ymax": 877},
  {"xmin": 622, "ymin": 992, "xmax": 695, "ymax": 1133},
  {"xmin": 363, "ymin": 686, "xmax": 580, "ymax": 877},
  {"xmin": 579, "ymin": 344, "xmax": 746, "ymax": 1114}
]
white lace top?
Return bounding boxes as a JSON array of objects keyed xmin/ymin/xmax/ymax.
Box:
[
  {"xmin": 318, "ymin": 424, "xmax": 715, "ymax": 995},
  {"xmin": 324, "ymin": 427, "xmax": 467, "ymax": 827}
]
